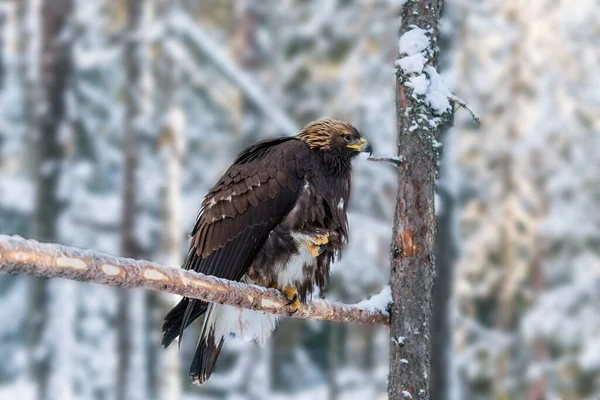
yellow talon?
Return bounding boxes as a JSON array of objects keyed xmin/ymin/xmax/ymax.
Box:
[
  {"xmin": 306, "ymin": 233, "xmax": 329, "ymax": 257},
  {"xmin": 283, "ymin": 286, "xmax": 300, "ymax": 313},
  {"xmin": 312, "ymin": 233, "xmax": 329, "ymax": 245},
  {"xmin": 307, "ymin": 242, "xmax": 322, "ymax": 257}
]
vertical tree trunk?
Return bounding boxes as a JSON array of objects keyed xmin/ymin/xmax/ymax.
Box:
[
  {"xmin": 430, "ymin": 135, "xmax": 458, "ymax": 400},
  {"xmin": 118, "ymin": 0, "xmax": 153, "ymax": 399},
  {"xmin": 155, "ymin": 82, "xmax": 186, "ymax": 400},
  {"xmin": 153, "ymin": 2, "xmax": 183, "ymax": 398},
  {"xmin": 234, "ymin": 0, "xmax": 263, "ymax": 143},
  {"xmin": 25, "ymin": 1, "xmax": 74, "ymax": 399},
  {"xmin": 17, "ymin": 0, "xmax": 43, "ymax": 392},
  {"xmin": 388, "ymin": 1, "xmax": 446, "ymax": 399}
]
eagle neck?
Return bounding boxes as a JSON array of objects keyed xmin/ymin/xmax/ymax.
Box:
[{"xmin": 321, "ymin": 151, "xmax": 353, "ymax": 177}]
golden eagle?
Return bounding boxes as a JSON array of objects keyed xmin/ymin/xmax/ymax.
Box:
[{"xmin": 162, "ymin": 118, "xmax": 372, "ymax": 384}]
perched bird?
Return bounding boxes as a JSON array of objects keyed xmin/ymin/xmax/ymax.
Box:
[{"xmin": 162, "ymin": 118, "xmax": 372, "ymax": 384}]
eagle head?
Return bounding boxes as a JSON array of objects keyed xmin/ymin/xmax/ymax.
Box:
[{"xmin": 297, "ymin": 118, "xmax": 373, "ymax": 157}]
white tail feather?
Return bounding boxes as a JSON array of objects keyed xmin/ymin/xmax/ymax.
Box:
[{"xmin": 202, "ymin": 303, "xmax": 278, "ymax": 346}]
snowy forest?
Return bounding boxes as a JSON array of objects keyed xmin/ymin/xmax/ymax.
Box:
[{"xmin": 0, "ymin": 0, "xmax": 599, "ymax": 399}]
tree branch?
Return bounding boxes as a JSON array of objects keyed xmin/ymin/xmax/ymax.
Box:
[{"xmin": 0, "ymin": 235, "xmax": 389, "ymax": 325}]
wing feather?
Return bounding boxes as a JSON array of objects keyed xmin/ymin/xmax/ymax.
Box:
[{"xmin": 187, "ymin": 138, "xmax": 304, "ymax": 281}]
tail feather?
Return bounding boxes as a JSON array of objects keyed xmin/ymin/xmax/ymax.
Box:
[
  {"xmin": 190, "ymin": 304, "xmax": 224, "ymax": 384},
  {"xmin": 189, "ymin": 328, "xmax": 225, "ymax": 384},
  {"xmin": 161, "ymin": 298, "xmax": 208, "ymax": 348}
]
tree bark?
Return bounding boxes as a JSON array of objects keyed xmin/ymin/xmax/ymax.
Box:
[{"xmin": 389, "ymin": 1, "xmax": 446, "ymax": 399}]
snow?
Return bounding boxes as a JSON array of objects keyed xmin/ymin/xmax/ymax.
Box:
[
  {"xmin": 0, "ymin": 176, "xmax": 34, "ymax": 213},
  {"xmin": 356, "ymin": 286, "xmax": 392, "ymax": 314},
  {"xmin": 423, "ymin": 66, "xmax": 454, "ymax": 115},
  {"xmin": 398, "ymin": 28, "xmax": 429, "ymax": 57},
  {"xmin": 406, "ymin": 74, "xmax": 428, "ymax": 96},
  {"xmin": 12, "ymin": 0, "xmax": 600, "ymax": 398},
  {"xmin": 395, "ymin": 52, "xmax": 427, "ymax": 74}
]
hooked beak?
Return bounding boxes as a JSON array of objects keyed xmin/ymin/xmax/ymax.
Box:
[{"xmin": 347, "ymin": 137, "xmax": 373, "ymax": 156}]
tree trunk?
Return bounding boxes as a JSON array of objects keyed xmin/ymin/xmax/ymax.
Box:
[
  {"xmin": 388, "ymin": 1, "xmax": 446, "ymax": 399},
  {"xmin": 430, "ymin": 132, "xmax": 458, "ymax": 400},
  {"xmin": 234, "ymin": 0, "xmax": 263, "ymax": 142},
  {"xmin": 25, "ymin": 0, "xmax": 73, "ymax": 399},
  {"xmin": 117, "ymin": 0, "xmax": 153, "ymax": 399},
  {"xmin": 155, "ymin": 86, "xmax": 186, "ymax": 400}
]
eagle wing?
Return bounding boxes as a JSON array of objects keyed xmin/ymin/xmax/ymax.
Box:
[
  {"xmin": 187, "ymin": 137, "xmax": 304, "ymax": 278},
  {"xmin": 162, "ymin": 137, "xmax": 308, "ymax": 346}
]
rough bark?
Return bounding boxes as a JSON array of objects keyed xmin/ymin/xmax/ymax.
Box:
[
  {"xmin": 389, "ymin": 1, "xmax": 445, "ymax": 399},
  {"xmin": 0, "ymin": 235, "xmax": 390, "ymax": 325}
]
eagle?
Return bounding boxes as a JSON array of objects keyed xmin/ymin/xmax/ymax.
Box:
[{"xmin": 162, "ymin": 118, "xmax": 372, "ymax": 384}]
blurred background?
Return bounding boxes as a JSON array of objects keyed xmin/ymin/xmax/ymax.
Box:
[{"xmin": 0, "ymin": 0, "xmax": 598, "ymax": 399}]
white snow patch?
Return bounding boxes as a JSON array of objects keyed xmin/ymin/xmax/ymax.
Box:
[
  {"xmin": 398, "ymin": 28, "xmax": 429, "ymax": 56},
  {"xmin": 406, "ymin": 74, "xmax": 428, "ymax": 96},
  {"xmin": 0, "ymin": 176, "xmax": 34, "ymax": 213},
  {"xmin": 395, "ymin": 53, "xmax": 427, "ymax": 74},
  {"xmin": 356, "ymin": 286, "xmax": 392, "ymax": 314},
  {"xmin": 392, "ymin": 336, "xmax": 406, "ymax": 345},
  {"xmin": 423, "ymin": 66, "xmax": 454, "ymax": 115},
  {"xmin": 402, "ymin": 390, "xmax": 413, "ymax": 398}
]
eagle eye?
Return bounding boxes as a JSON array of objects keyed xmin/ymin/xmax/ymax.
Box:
[{"xmin": 343, "ymin": 135, "xmax": 351, "ymax": 143}]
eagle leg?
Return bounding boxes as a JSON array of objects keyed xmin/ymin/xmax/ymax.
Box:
[
  {"xmin": 282, "ymin": 286, "xmax": 300, "ymax": 314},
  {"xmin": 307, "ymin": 233, "xmax": 330, "ymax": 257}
]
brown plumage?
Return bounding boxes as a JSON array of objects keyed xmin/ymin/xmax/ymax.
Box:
[{"xmin": 162, "ymin": 118, "xmax": 372, "ymax": 384}]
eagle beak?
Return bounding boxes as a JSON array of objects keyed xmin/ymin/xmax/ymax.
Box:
[{"xmin": 347, "ymin": 138, "xmax": 373, "ymax": 156}]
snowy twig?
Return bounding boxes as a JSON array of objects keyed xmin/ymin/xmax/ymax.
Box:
[
  {"xmin": 451, "ymin": 97, "xmax": 480, "ymax": 125},
  {"xmin": 0, "ymin": 236, "xmax": 390, "ymax": 325},
  {"xmin": 368, "ymin": 155, "xmax": 405, "ymax": 166}
]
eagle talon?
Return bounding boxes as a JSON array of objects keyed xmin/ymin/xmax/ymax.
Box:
[
  {"xmin": 312, "ymin": 233, "xmax": 330, "ymax": 245},
  {"xmin": 307, "ymin": 233, "xmax": 330, "ymax": 257},
  {"xmin": 285, "ymin": 292, "xmax": 298, "ymax": 306},
  {"xmin": 282, "ymin": 286, "xmax": 301, "ymax": 314}
]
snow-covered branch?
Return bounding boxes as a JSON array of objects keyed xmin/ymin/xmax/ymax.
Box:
[{"xmin": 0, "ymin": 235, "xmax": 390, "ymax": 325}]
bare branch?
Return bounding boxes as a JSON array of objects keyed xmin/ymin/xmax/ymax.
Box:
[
  {"xmin": 367, "ymin": 155, "xmax": 405, "ymax": 166},
  {"xmin": 451, "ymin": 96, "xmax": 480, "ymax": 125},
  {"xmin": 0, "ymin": 235, "xmax": 389, "ymax": 326}
]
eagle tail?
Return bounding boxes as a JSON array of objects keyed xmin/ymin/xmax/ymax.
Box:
[
  {"xmin": 161, "ymin": 298, "xmax": 208, "ymax": 348},
  {"xmin": 190, "ymin": 303, "xmax": 225, "ymax": 384},
  {"xmin": 189, "ymin": 303, "xmax": 279, "ymax": 384}
]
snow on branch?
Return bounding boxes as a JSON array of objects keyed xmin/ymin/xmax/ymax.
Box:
[
  {"xmin": 396, "ymin": 27, "xmax": 479, "ymax": 126},
  {"xmin": 0, "ymin": 236, "xmax": 390, "ymax": 325}
]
